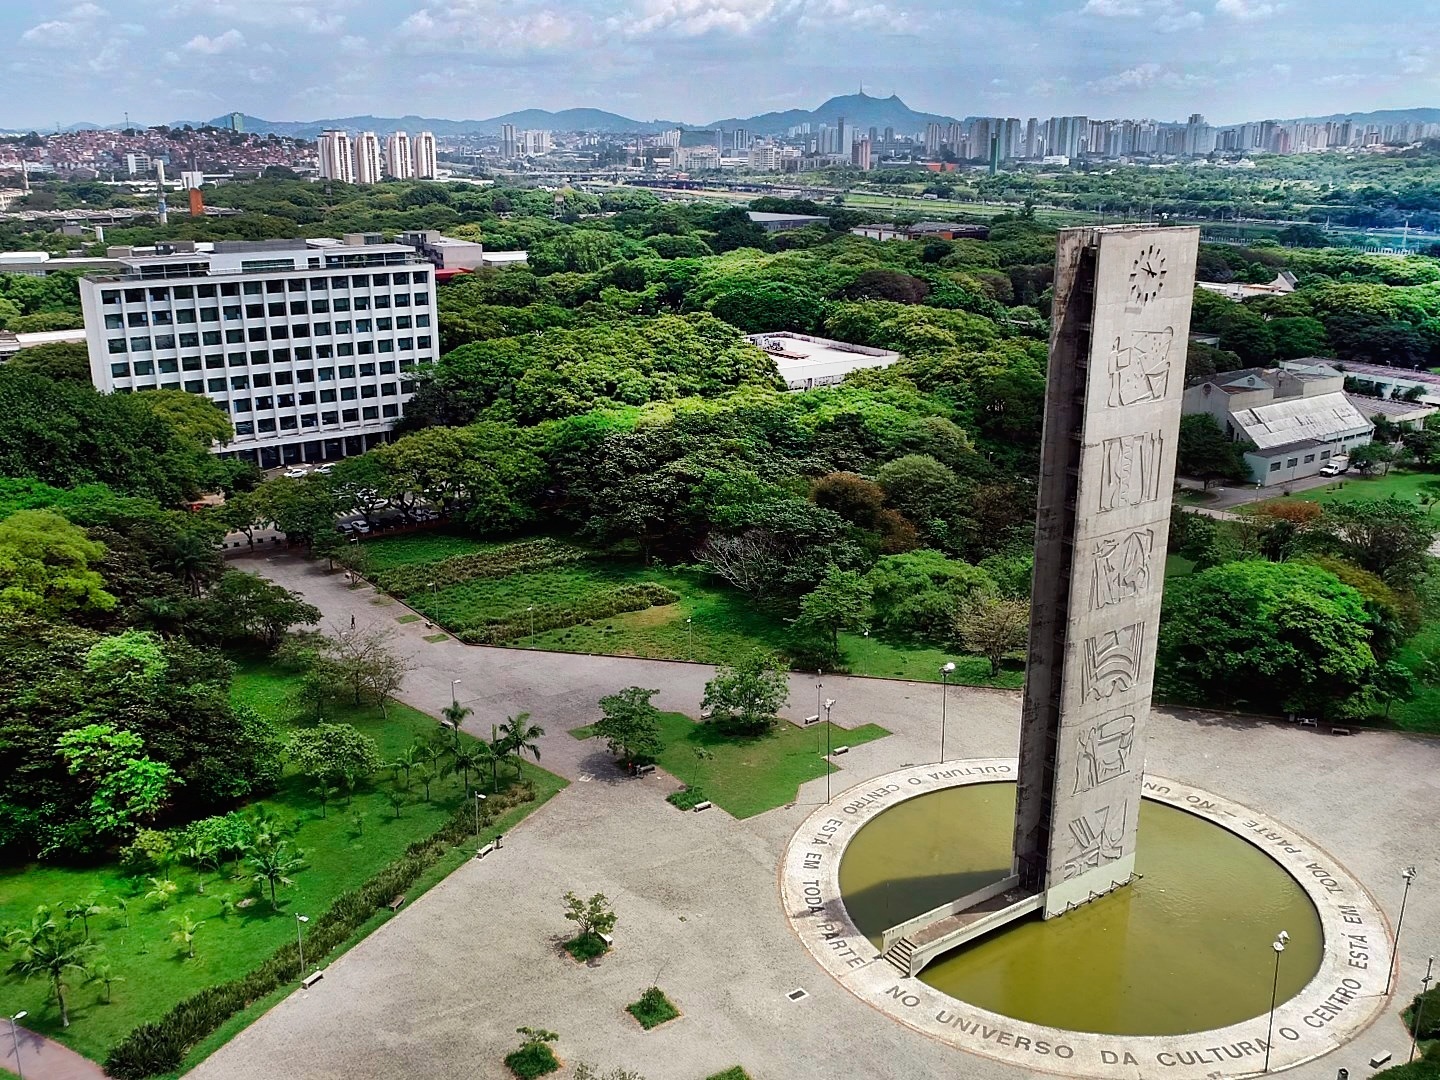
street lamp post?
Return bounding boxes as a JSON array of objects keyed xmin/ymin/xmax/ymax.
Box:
[
  {"xmin": 427, "ymin": 581, "xmax": 437, "ymax": 627},
  {"xmin": 686, "ymin": 617, "xmax": 693, "ymax": 658},
  {"xmin": 1391, "ymin": 866, "xmax": 1419, "ymax": 995},
  {"xmin": 295, "ymin": 914, "xmax": 309, "ymax": 979},
  {"xmin": 1411, "ymin": 955, "xmax": 1436, "ymax": 1064},
  {"xmin": 822, "ymin": 697, "xmax": 836, "ymax": 803},
  {"xmin": 451, "ymin": 679, "xmax": 461, "ymax": 709},
  {"xmin": 7, "ymin": 1011, "xmax": 26, "ymax": 1080},
  {"xmin": 815, "ymin": 671, "xmax": 823, "ymax": 755},
  {"xmin": 1264, "ymin": 930, "xmax": 1289, "ymax": 1072},
  {"xmin": 527, "ymin": 605, "xmax": 535, "ymax": 640},
  {"xmin": 939, "ymin": 662, "xmax": 956, "ymax": 763},
  {"xmin": 474, "ymin": 792, "xmax": 486, "ymax": 838}
]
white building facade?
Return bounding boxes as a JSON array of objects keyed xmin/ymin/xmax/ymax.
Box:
[
  {"xmin": 316, "ymin": 130, "xmax": 354, "ymax": 184},
  {"xmin": 413, "ymin": 131, "xmax": 438, "ymax": 178},
  {"xmin": 78, "ymin": 239, "xmax": 439, "ymax": 469},
  {"xmin": 354, "ymin": 132, "xmax": 383, "ymax": 185},
  {"xmin": 385, "ymin": 131, "xmax": 413, "ymax": 179}
]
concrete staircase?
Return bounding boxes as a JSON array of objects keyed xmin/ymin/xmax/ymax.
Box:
[{"xmin": 881, "ymin": 937, "xmax": 915, "ymax": 975}]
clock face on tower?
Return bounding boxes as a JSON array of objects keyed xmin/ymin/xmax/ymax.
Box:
[{"xmin": 1128, "ymin": 245, "xmax": 1167, "ymax": 307}]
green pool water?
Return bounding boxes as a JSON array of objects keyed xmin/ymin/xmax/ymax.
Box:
[{"xmin": 838, "ymin": 783, "xmax": 1324, "ymax": 1036}]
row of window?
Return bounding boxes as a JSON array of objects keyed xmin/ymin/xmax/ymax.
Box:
[
  {"xmin": 100, "ymin": 271, "xmax": 430, "ymax": 304},
  {"xmin": 110, "ymin": 358, "xmax": 431, "ymax": 380},
  {"xmin": 104, "ymin": 299, "xmax": 431, "ymax": 329},
  {"xmin": 232, "ymin": 404, "xmax": 400, "ymax": 436},
  {"xmin": 109, "ymin": 334, "xmax": 432, "ymax": 357},
  {"xmin": 219, "ymin": 381, "xmax": 409, "ymax": 408},
  {"xmin": 1266, "ymin": 448, "xmax": 1335, "ymax": 472}
]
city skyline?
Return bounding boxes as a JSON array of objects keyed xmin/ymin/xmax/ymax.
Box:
[{"xmin": 3, "ymin": 0, "xmax": 1437, "ymax": 131}]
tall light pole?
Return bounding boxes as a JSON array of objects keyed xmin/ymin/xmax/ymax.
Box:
[
  {"xmin": 1391, "ymin": 866, "xmax": 1419, "ymax": 995},
  {"xmin": 428, "ymin": 581, "xmax": 437, "ymax": 627},
  {"xmin": 815, "ymin": 671, "xmax": 824, "ymax": 755},
  {"xmin": 527, "ymin": 605, "xmax": 535, "ymax": 640},
  {"xmin": 686, "ymin": 617, "xmax": 693, "ymax": 658},
  {"xmin": 474, "ymin": 792, "xmax": 486, "ymax": 837},
  {"xmin": 295, "ymin": 914, "xmax": 309, "ymax": 979},
  {"xmin": 1411, "ymin": 954, "xmax": 1436, "ymax": 1064},
  {"xmin": 939, "ymin": 662, "xmax": 956, "ymax": 763},
  {"xmin": 1264, "ymin": 930, "xmax": 1289, "ymax": 1072},
  {"xmin": 822, "ymin": 697, "xmax": 836, "ymax": 803},
  {"xmin": 7, "ymin": 1011, "xmax": 26, "ymax": 1080},
  {"xmin": 451, "ymin": 679, "xmax": 461, "ymax": 709}
]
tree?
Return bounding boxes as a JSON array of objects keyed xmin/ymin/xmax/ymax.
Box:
[
  {"xmin": 169, "ymin": 911, "xmax": 205, "ymax": 959},
  {"xmin": 414, "ymin": 762, "xmax": 437, "ymax": 802},
  {"xmin": 286, "ymin": 723, "xmax": 380, "ymax": 786},
  {"xmin": 795, "ymin": 567, "xmax": 872, "ymax": 658},
  {"xmin": 247, "ymin": 840, "xmax": 306, "ymax": 907},
  {"xmin": 1373, "ymin": 661, "xmax": 1417, "ymax": 719},
  {"xmin": 63, "ymin": 895, "xmax": 106, "ymax": 942},
  {"xmin": 442, "ymin": 701, "xmax": 473, "ymax": 746},
  {"xmin": 1314, "ymin": 498, "xmax": 1434, "ymax": 584},
  {"xmin": 145, "ymin": 876, "xmax": 178, "ymax": 909},
  {"xmin": 7, "ymin": 341, "xmax": 91, "ymax": 381},
  {"xmin": 1177, "ymin": 414, "xmax": 1250, "ymax": 486},
  {"xmin": 701, "ymin": 651, "xmax": 789, "ymax": 735},
  {"xmin": 3, "ymin": 907, "xmax": 95, "ymax": 1027},
  {"xmin": 498, "ymin": 712, "xmax": 545, "ymax": 779},
  {"xmin": 955, "ymin": 596, "xmax": 1031, "ymax": 675},
  {"xmin": 594, "ymin": 687, "xmax": 664, "ymax": 765},
  {"xmin": 88, "ymin": 958, "xmax": 122, "ymax": 1004},
  {"xmin": 866, "ymin": 549, "xmax": 996, "ymax": 639},
  {"xmin": 207, "ymin": 572, "xmax": 321, "ymax": 648},
  {"xmin": 1347, "ymin": 442, "xmax": 1397, "ymax": 476},
  {"xmin": 1157, "ymin": 561, "xmax": 1379, "ymax": 718},
  {"xmin": 562, "ymin": 891, "xmax": 617, "ymax": 942},
  {"xmin": 330, "ymin": 626, "xmax": 411, "ymax": 717},
  {"xmin": 56, "ymin": 723, "xmax": 180, "ymax": 841},
  {"xmin": 452, "ymin": 743, "xmax": 484, "ymax": 793},
  {"xmin": 0, "ymin": 508, "xmax": 115, "ymax": 618}
]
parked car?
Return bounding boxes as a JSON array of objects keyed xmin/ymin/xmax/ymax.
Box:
[
  {"xmin": 313, "ymin": 463, "xmax": 335, "ymax": 475},
  {"xmin": 350, "ymin": 520, "xmax": 372, "ymax": 535},
  {"xmin": 282, "ymin": 466, "xmax": 309, "ymax": 479}
]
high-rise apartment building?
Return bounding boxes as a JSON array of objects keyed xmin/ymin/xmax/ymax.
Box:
[
  {"xmin": 354, "ymin": 132, "xmax": 383, "ymax": 185},
  {"xmin": 317, "ymin": 130, "xmax": 355, "ymax": 184},
  {"xmin": 412, "ymin": 131, "xmax": 438, "ymax": 178},
  {"xmin": 924, "ymin": 122, "xmax": 942, "ymax": 158},
  {"xmin": 78, "ymin": 238, "xmax": 439, "ymax": 468},
  {"xmin": 500, "ymin": 123, "xmax": 517, "ymax": 159},
  {"xmin": 851, "ymin": 138, "xmax": 872, "ymax": 170},
  {"xmin": 386, "ymin": 132, "xmax": 413, "ymax": 179}
]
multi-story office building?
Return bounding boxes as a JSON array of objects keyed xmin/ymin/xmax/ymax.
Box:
[
  {"xmin": 386, "ymin": 131, "xmax": 413, "ymax": 179},
  {"xmin": 354, "ymin": 132, "xmax": 383, "ymax": 185},
  {"xmin": 412, "ymin": 131, "xmax": 438, "ymax": 178},
  {"xmin": 317, "ymin": 130, "xmax": 354, "ymax": 183},
  {"xmin": 499, "ymin": 123, "xmax": 517, "ymax": 159},
  {"xmin": 78, "ymin": 238, "xmax": 439, "ymax": 469},
  {"xmin": 851, "ymin": 137, "xmax": 872, "ymax": 170}
]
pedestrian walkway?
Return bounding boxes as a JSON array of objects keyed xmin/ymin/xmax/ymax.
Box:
[{"xmin": 1, "ymin": 1024, "xmax": 107, "ymax": 1080}]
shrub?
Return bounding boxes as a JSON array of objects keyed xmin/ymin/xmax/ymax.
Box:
[
  {"xmin": 563, "ymin": 933, "xmax": 610, "ymax": 962},
  {"xmin": 456, "ymin": 584, "xmax": 680, "ymax": 644},
  {"xmin": 375, "ymin": 539, "xmax": 587, "ymax": 596},
  {"xmin": 666, "ymin": 786, "xmax": 707, "ymax": 811},
  {"xmin": 626, "ymin": 986, "xmax": 679, "ymax": 1029},
  {"xmin": 505, "ymin": 1028, "xmax": 560, "ymax": 1080},
  {"xmin": 705, "ymin": 1070, "xmax": 754, "ymax": 1080}
]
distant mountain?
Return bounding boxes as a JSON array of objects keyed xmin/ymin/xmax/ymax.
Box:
[
  {"xmin": 705, "ymin": 92, "xmax": 957, "ymax": 136},
  {"xmin": 1279, "ymin": 107, "xmax": 1440, "ymax": 126},
  {"xmin": 167, "ymin": 110, "xmax": 683, "ymax": 139}
]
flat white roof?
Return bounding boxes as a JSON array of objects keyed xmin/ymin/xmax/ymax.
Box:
[
  {"xmin": 1231, "ymin": 391, "xmax": 1373, "ymax": 451},
  {"xmin": 746, "ymin": 332, "xmax": 900, "ymax": 390}
]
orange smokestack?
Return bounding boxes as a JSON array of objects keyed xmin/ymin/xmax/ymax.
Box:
[{"xmin": 188, "ymin": 188, "xmax": 204, "ymax": 217}]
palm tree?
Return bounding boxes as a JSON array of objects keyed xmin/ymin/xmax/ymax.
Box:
[
  {"xmin": 168, "ymin": 532, "xmax": 215, "ymax": 598},
  {"xmin": 311, "ymin": 779, "xmax": 339, "ymax": 819},
  {"xmin": 486, "ymin": 726, "xmax": 506, "ymax": 793},
  {"xmin": 452, "ymin": 744, "xmax": 483, "ymax": 793},
  {"xmin": 4, "ymin": 907, "xmax": 95, "ymax": 1027},
  {"xmin": 441, "ymin": 701, "xmax": 473, "ymax": 746},
  {"xmin": 88, "ymin": 958, "xmax": 123, "ymax": 1004},
  {"xmin": 181, "ymin": 838, "xmax": 221, "ymax": 894},
  {"xmin": 64, "ymin": 895, "xmax": 107, "ymax": 941},
  {"xmin": 170, "ymin": 912, "xmax": 205, "ymax": 959},
  {"xmin": 498, "ymin": 712, "xmax": 545, "ymax": 780},
  {"xmin": 146, "ymin": 876, "xmax": 178, "ymax": 910},
  {"xmin": 414, "ymin": 762, "xmax": 436, "ymax": 802},
  {"xmin": 387, "ymin": 788, "xmax": 407, "ymax": 819},
  {"xmin": 110, "ymin": 894, "xmax": 129, "ymax": 929},
  {"xmin": 247, "ymin": 842, "xmax": 306, "ymax": 908},
  {"xmin": 390, "ymin": 744, "xmax": 422, "ymax": 789}
]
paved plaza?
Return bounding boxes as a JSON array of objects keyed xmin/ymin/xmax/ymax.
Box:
[{"xmin": 187, "ymin": 554, "xmax": 1440, "ymax": 1080}]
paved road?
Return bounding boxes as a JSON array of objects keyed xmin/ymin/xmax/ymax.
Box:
[
  {"xmin": 1, "ymin": 1024, "xmax": 106, "ymax": 1080},
  {"xmin": 185, "ymin": 553, "xmax": 1440, "ymax": 1080}
]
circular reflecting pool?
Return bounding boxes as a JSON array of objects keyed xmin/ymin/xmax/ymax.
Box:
[{"xmin": 837, "ymin": 782, "xmax": 1323, "ymax": 1036}]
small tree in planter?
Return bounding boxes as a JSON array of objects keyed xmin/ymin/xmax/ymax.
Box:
[
  {"xmin": 594, "ymin": 687, "xmax": 664, "ymax": 769},
  {"xmin": 562, "ymin": 891, "xmax": 617, "ymax": 961},
  {"xmin": 505, "ymin": 1027, "xmax": 560, "ymax": 1079},
  {"xmin": 626, "ymin": 986, "xmax": 679, "ymax": 1029}
]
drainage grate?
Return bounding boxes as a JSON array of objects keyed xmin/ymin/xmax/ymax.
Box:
[{"xmin": 786, "ymin": 988, "xmax": 809, "ymax": 1002}]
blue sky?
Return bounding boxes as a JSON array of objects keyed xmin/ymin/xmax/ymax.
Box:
[{"xmin": 2, "ymin": 0, "xmax": 1436, "ymax": 128}]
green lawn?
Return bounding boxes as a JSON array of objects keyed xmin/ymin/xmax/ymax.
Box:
[
  {"xmin": 1391, "ymin": 620, "xmax": 1440, "ymax": 735},
  {"xmin": 1283, "ymin": 470, "xmax": 1440, "ymax": 507},
  {"xmin": 0, "ymin": 660, "xmax": 565, "ymax": 1066},
  {"xmin": 573, "ymin": 712, "xmax": 889, "ymax": 819},
  {"xmin": 360, "ymin": 531, "xmax": 496, "ymax": 572},
  {"xmin": 366, "ymin": 536, "xmax": 1019, "ymax": 689}
]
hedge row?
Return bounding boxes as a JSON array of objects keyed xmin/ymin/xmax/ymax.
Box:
[
  {"xmin": 374, "ymin": 539, "xmax": 587, "ymax": 596},
  {"xmin": 456, "ymin": 584, "xmax": 680, "ymax": 645},
  {"xmin": 104, "ymin": 783, "xmax": 538, "ymax": 1079}
]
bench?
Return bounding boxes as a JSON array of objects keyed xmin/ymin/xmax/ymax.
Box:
[
  {"xmin": 803, "ymin": 714, "xmax": 821, "ymax": 726},
  {"xmin": 1331, "ymin": 727, "xmax": 1353, "ymax": 736},
  {"xmin": 831, "ymin": 745, "xmax": 850, "ymax": 756},
  {"xmin": 1299, "ymin": 718, "xmax": 1319, "ymax": 728},
  {"xmin": 476, "ymin": 842, "xmax": 495, "ymax": 860},
  {"xmin": 599, "ymin": 932, "xmax": 614, "ymax": 947},
  {"xmin": 636, "ymin": 763, "xmax": 656, "ymax": 776},
  {"xmin": 387, "ymin": 894, "xmax": 406, "ymax": 912},
  {"xmin": 692, "ymin": 801, "xmax": 713, "ymax": 812},
  {"xmin": 301, "ymin": 970, "xmax": 324, "ymax": 989},
  {"xmin": 1371, "ymin": 1053, "xmax": 1393, "ymax": 1069}
]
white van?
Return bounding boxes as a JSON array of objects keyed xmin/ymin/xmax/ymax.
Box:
[{"xmin": 1318, "ymin": 455, "xmax": 1350, "ymax": 477}]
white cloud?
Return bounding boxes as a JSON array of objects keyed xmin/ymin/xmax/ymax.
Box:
[
  {"xmin": 1215, "ymin": 0, "xmax": 1277, "ymax": 20},
  {"xmin": 20, "ymin": 2, "xmax": 110, "ymax": 46},
  {"xmin": 1080, "ymin": 0, "xmax": 1143, "ymax": 15},
  {"xmin": 1398, "ymin": 48, "xmax": 1430, "ymax": 75},
  {"xmin": 622, "ymin": 0, "xmax": 788, "ymax": 37},
  {"xmin": 1316, "ymin": 72, "xmax": 1366, "ymax": 86},
  {"xmin": 1156, "ymin": 9, "xmax": 1203, "ymax": 30},
  {"xmin": 1076, "ymin": 0, "xmax": 1201, "ymax": 30},
  {"xmin": 1088, "ymin": 61, "xmax": 1213, "ymax": 93},
  {"xmin": 183, "ymin": 29, "xmax": 245, "ymax": 54},
  {"xmin": 398, "ymin": 2, "xmax": 581, "ymax": 55}
]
